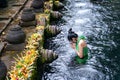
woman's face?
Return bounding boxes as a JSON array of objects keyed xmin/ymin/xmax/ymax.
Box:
[{"xmin": 72, "ymin": 38, "xmax": 77, "ymax": 43}]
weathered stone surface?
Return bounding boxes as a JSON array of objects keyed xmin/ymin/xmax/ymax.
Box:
[
  {"xmin": 54, "ymin": 1, "xmax": 64, "ymax": 10},
  {"xmin": 39, "ymin": 48, "xmax": 58, "ymax": 64},
  {"xmin": 0, "ymin": 42, "xmax": 6, "ymax": 57},
  {"xmin": 0, "ymin": 16, "xmax": 9, "ymax": 20},
  {"xmin": 21, "ymin": 8, "xmax": 35, "ymax": 22},
  {"xmin": 5, "ymin": 43, "xmax": 25, "ymax": 51},
  {"xmin": 19, "ymin": 20, "xmax": 37, "ymax": 27},
  {"xmin": 33, "ymin": 8, "xmax": 44, "ymax": 13},
  {"xmin": 31, "ymin": 0, "xmax": 44, "ymax": 9},
  {"xmin": 12, "ymin": 3, "xmax": 23, "ymax": 6},
  {"xmin": 0, "ymin": 61, "xmax": 7, "ymax": 80},
  {"xmin": 44, "ymin": 25, "xmax": 61, "ymax": 38},
  {"xmin": 51, "ymin": 11, "xmax": 62, "ymax": 20},
  {"xmin": 6, "ymin": 25, "xmax": 26, "ymax": 44}
]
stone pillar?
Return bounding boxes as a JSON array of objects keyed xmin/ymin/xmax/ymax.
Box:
[
  {"xmin": 19, "ymin": 8, "xmax": 37, "ymax": 27},
  {"xmin": 6, "ymin": 25, "xmax": 26, "ymax": 44}
]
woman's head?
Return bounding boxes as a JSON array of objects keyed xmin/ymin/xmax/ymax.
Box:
[{"xmin": 67, "ymin": 28, "xmax": 78, "ymax": 43}]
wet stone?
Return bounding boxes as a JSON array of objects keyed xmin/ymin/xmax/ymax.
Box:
[
  {"xmin": 0, "ymin": 61, "xmax": 7, "ymax": 80},
  {"xmin": 0, "ymin": 42, "xmax": 5, "ymax": 57}
]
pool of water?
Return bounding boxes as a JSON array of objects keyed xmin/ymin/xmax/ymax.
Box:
[{"xmin": 43, "ymin": 0, "xmax": 120, "ymax": 80}]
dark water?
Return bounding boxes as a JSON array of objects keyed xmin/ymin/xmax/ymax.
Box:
[{"xmin": 43, "ymin": 0, "xmax": 120, "ymax": 80}]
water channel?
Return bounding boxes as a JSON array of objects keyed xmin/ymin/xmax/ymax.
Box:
[{"xmin": 43, "ymin": 0, "xmax": 120, "ymax": 80}]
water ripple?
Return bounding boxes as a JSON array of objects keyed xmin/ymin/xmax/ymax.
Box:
[{"xmin": 43, "ymin": 0, "xmax": 120, "ymax": 80}]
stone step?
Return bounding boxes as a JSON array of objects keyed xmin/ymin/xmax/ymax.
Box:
[
  {"xmin": 0, "ymin": 42, "xmax": 6, "ymax": 57},
  {"xmin": 12, "ymin": 3, "xmax": 24, "ymax": 6},
  {"xmin": 0, "ymin": 16, "xmax": 10, "ymax": 20}
]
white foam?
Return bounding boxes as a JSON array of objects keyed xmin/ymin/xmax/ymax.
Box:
[
  {"xmin": 74, "ymin": 3, "xmax": 87, "ymax": 7},
  {"xmin": 77, "ymin": 9, "xmax": 91, "ymax": 15},
  {"xmin": 74, "ymin": 18, "xmax": 90, "ymax": 25}
]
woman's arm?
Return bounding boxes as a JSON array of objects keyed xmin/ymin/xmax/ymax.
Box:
[
  {"xmin": 76, "ymin": 40, "xmax": 85, "ymax": 58},
  {"xmin": 77, "ymin": 44, "xmax": 84, "ymax": 58}
]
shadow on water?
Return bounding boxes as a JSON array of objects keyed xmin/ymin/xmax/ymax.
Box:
[{"xmin": 43, "ymin": 0, "xmax": 120, "ymax": 80}]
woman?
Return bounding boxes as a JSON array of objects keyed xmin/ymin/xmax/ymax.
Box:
[{"xmin": 68, "ymin": 28, "xmax": 88, "ymax": 64}]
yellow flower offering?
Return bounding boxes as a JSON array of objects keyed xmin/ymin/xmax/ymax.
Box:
[{"xmin": 36, "ymin": 26, "xmax": 44, "ymax": 30}]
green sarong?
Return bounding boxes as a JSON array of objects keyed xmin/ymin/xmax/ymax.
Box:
[{"xmin": 75, "ymin": 35, "xmax": 88, "ymax": 64}]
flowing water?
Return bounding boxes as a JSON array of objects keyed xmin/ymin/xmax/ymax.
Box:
[{"xmin": 43, "ymin": 0, "xmax": 120, "ymax": 80}]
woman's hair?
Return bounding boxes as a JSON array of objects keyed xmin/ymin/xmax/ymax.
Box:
[{"xmin": 67, "ymin": 28, "xmax": 78, "ymax": 41}]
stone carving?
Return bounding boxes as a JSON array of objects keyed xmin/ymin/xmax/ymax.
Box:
[
  {"xmin": 19, "ymin": 8, "xmax": 37, "ymax": 27},
  {"xmin": 6, "ymin": 25, "xmax": 26, "ymax": 44},
  {"xmin": 31, "ymin": 0, "xmax": 44, "ymax": 9}
]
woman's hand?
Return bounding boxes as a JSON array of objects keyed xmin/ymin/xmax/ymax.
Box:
[{"xmin": 70, "ymin": 42, "xmax": 76, "ymax": 49}]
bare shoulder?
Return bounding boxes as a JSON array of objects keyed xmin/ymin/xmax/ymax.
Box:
[
  {"xmin": 79, "ymin": 40, "xmax": 86, "ymax": 47},
  {"xmin": 79, "ymin": 40, "xmax": 86, "ymax": 44}
]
